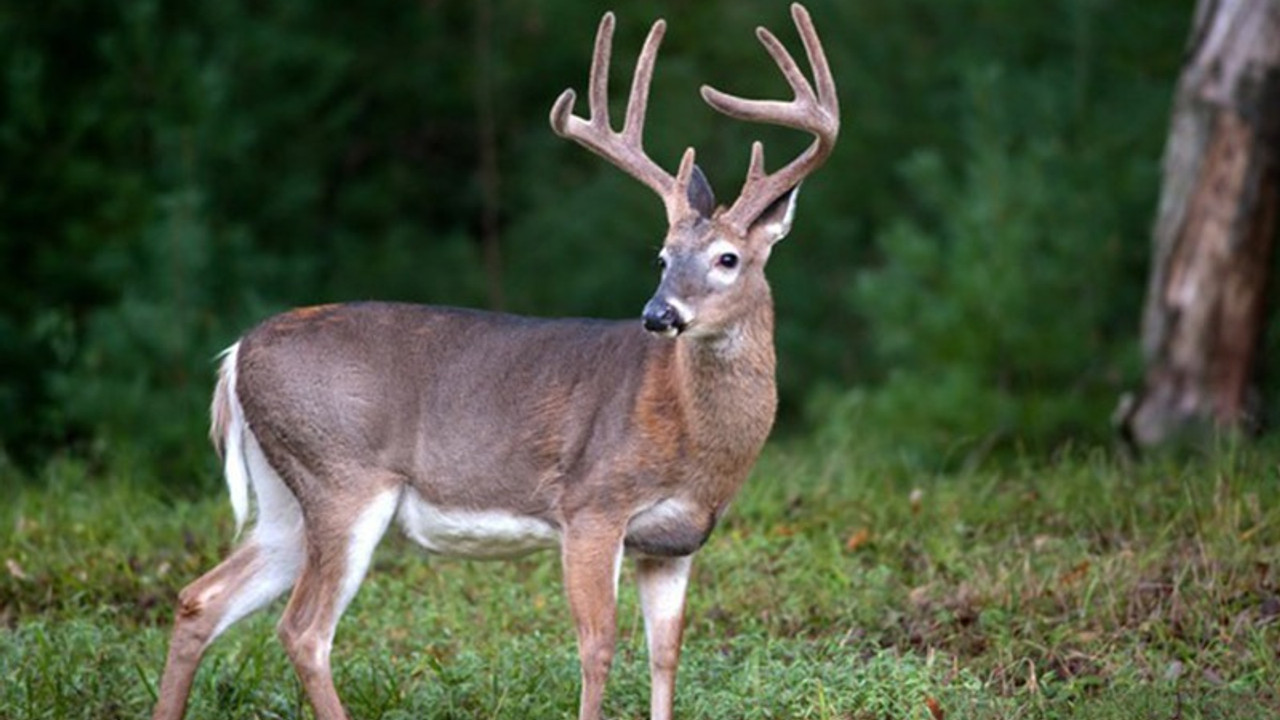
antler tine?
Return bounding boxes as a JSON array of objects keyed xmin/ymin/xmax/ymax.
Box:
[
  {"xmin": 700, "ymin": 3, "xmax": 840, "ymax": 233},
  {"xmin": 797, "ymin": 5, "xmax": 838, "ymax": 112},
  {"xmin": 551, "ymin": 13, "xmax": 697, "ymax": 224},
  {"xmin": 587, "ymin": 12, "xmax": 615, "ymax": 127},
  {"xmin": 746, "ymin": 141, "xmax": 767, "ymax": 183},
  {"xmin": 622, "ymin": 18, "xmax": 663, "ymax": 143}
]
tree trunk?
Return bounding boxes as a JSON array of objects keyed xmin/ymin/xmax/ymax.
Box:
[{"xmin": 1118, "ymin": 0, "xmax": 1280, "ymax": 448}]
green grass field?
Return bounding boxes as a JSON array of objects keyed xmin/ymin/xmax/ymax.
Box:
[{"xmin": 2, "ymin": 435, "xmax": 1277, "ymax": 719}]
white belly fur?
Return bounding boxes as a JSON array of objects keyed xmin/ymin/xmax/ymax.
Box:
[{"xmin": 395, "ymin": 488, "xmax": 560, "ymax": 559}]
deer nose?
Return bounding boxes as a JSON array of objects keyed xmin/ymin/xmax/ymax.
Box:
[{"xmin": 642, "ymin": 298, "xmax": 688, "ymax": 335}]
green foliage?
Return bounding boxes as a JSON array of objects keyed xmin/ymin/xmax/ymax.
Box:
[
  {"xmin": 847, "ymin": 93, "xmax": 1125, "ymax": 457},
  {"xmin": 844, "ymin": 2, "xmax": 1177, "ymax": 462},
  {"xmin": 0, "ymin": 0, "xmax": 1192, "ymax": 477}
]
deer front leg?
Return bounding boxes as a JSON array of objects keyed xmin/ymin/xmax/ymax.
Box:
[
  {"xmin": 562, "ymin": 523, "xmax": 626, "ymax": 720},
  {"xmin": 636, "ymin": 555, "xmax": 693, "ymax": 720}
]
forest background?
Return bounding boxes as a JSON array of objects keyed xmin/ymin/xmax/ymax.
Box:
[{"xmin": 0, "ymin": 0, "xmax": 1220, "ymax": 485}]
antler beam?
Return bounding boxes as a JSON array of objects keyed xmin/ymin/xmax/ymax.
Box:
[
  {"xmin": 701, "ymin": 3, "xmax": 840, "ymax": 233},
  {"xmin": 550, "ymin": 13, "xmax": 698, "ymax": 225}
]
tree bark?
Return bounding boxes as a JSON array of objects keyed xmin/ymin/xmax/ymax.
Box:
[{"xmin": 1118, "ymin": 0, "xmax": 1280, "ymax": 448}]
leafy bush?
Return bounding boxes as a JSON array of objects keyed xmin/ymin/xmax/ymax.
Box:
[{"xmin": 845, "ymin": 34, "xmax": 1170, "ymax": 464}]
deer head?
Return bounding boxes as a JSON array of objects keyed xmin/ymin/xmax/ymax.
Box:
[{"xmin": 550, "ymin": 3, "xmax": 840, "ymax": 340}]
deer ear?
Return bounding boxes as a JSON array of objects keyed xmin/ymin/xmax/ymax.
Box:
[
  {"xmin": 748, "ymin": 184, "xmax": 801, "ymax": 245},
  {"xmin": 687, "ymin": 164, "xmax": 716, "ymax": 219}
]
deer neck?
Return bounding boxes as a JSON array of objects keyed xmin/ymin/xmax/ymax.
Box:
[{"xmin": 666, "ymin": 291, "xmax": 778, "ymax": 462}]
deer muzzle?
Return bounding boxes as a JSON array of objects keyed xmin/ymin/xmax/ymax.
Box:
[{"xmin": 642, "ymin": 297, "xmax": 690, "ymax": 337}]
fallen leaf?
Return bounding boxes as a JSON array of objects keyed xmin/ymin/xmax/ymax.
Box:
[
  {"xmin": 908, "ymin": 584, "xmax": 934, "ymax": 608},
  {"xmin": 1059, "ymin": 560, "xmax": 1091, "ymax": 586},
  {"xmin": 6, "ymin": 558, "xmax": 28, "ymax": 581},
  {"xmin": 1074, "ymin": 630, "xmax": 1100, "ymax": 644},
  {"xmin": 844, "ymin": 527, "xmax": 872, "ymax": 552},
  {"xmin": 925, "ymin": 696, "xmax": 944, "ymax": 720}
]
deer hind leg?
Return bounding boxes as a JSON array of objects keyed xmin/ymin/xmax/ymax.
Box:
[
  {"xmin": 636, "ymin": 555, "xmax": 693, "ymax": 720},
  {"xmin": 562, "ymin": 522, "xmax": 626, "ymax": 720},
  {"xmin": 275, "ymin": 484, "xmax": 401, "ymax": 720},
  {"xmin": 153, "ymin": 440, "xmax": 305, "ymax": 720}
]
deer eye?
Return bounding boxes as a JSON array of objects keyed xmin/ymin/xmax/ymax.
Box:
[
  {"xmin": 655, "ymin": 255, "xmax": 667, "ymax": 270},
  {"xmin": 716, "ymin": 252, "xmax": 739, "ymax": 269}
]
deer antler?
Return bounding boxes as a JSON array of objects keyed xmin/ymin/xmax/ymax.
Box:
[
  {"xmin": 551, "ymin": 12, "xmax": 699, "ymax": 225},
  {"xmin": 702, "ymin": 3, "xmax": 840, "ymax": 234}
]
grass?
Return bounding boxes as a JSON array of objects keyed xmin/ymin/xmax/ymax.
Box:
[{"xmin": 1, "ymin": 435, "xmax": 1278, "ymax": 719}]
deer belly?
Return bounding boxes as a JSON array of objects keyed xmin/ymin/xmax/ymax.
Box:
[
  {"xmin": 396, "ymin": 488, "xmax": 560, "ymax": 559},
  {"xmin": 625, "ymin": 499, "xmax": 717, "ymax": 557}
]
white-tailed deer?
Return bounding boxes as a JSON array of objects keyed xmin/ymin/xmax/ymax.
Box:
[{"xmin": 152, "ymin": 4, "xmax": 837, "ymax": 719}]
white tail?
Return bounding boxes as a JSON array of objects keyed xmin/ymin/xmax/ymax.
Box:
[
  {"xmin": 210, "ymin": 344, "xmax": 249, "ymax": 534},
  {"xmin": 153, "ymin": 5, "xmax": 838, "ymax": 720}
]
